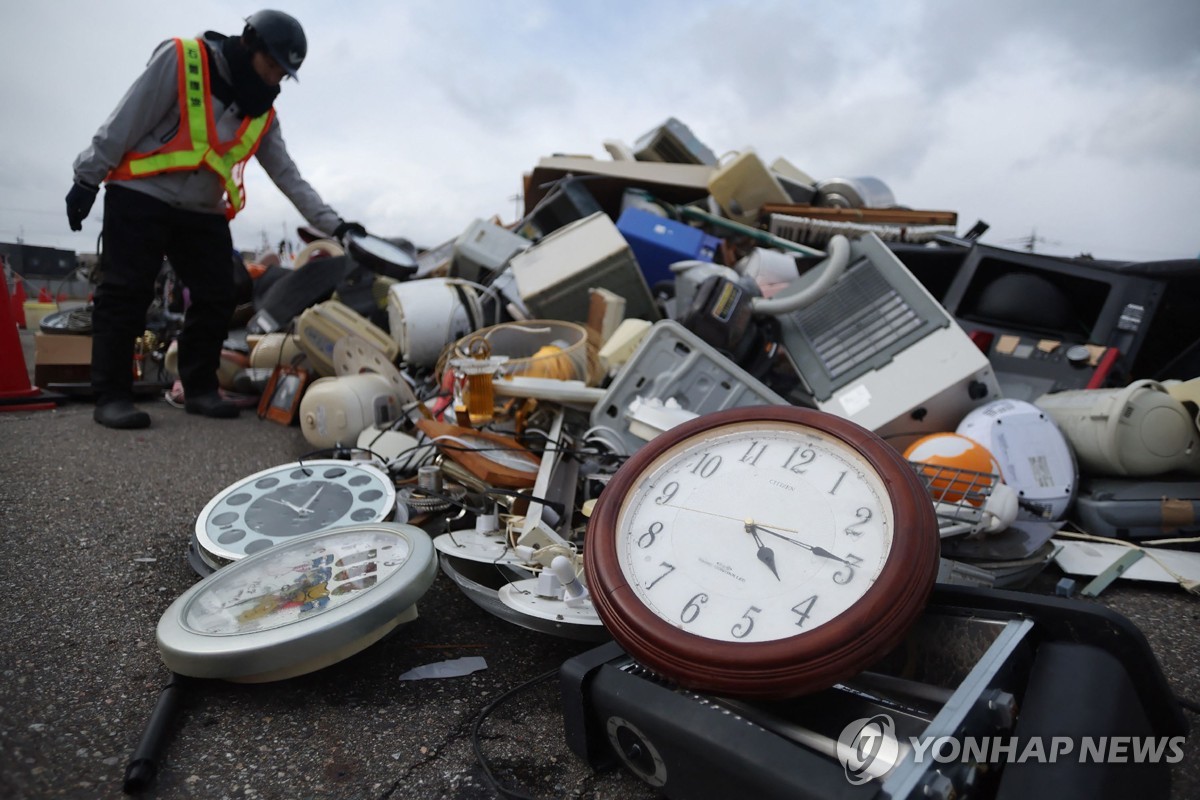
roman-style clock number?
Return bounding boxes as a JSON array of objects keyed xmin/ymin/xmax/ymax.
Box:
[
  {"xmin": 833, "ymin": 554, "xmax": 863, "ymax": 585},
  {"xmin": 731, "ymin": 606, "xmax": 761, "ymax": 639},
  {"xmin": 845, "ymin": 507, "xmax": 873, "ymax": 537},
  {"xmin": 792, "ymin": 595, "xmax": 818, "ymax": 627},
  {"xmin": 638, "ymin": 522, "xmax": 663, "ymax": 549},
  {"xmin": 585, "ymin": 406, "xmax": 940, "ymax": 699},
  {"xmin": 690, "ymin": 454, "xmax": 722, "ymax": 478},
  {"xmin": 740, "ymin": 442, "xmax": 767, "ymax": 466},
  {"xmin": 782, "ymin": 445, "xmax": 816, "ymax": 473},
  {"xmin": 645, "ymin": 561, "xmax": 675, "ymax": 590}
]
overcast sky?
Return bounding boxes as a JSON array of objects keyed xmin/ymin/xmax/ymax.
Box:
[{"xmin": 3, "ymin": 1, "xmax": 1198, "ymax": 263}]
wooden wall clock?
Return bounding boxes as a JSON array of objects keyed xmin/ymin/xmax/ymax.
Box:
[{"xmin": 584, "ymin": 405, "xmax": 940, "ymax": 699}]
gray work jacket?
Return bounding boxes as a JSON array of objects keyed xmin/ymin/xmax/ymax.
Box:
[{"xmin": 72, "ymin": 31, "xmax": 342, "ymax": 233}]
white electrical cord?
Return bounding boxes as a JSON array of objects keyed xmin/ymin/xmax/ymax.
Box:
[{"xmin": 749, "ymin": 234, "xmax": 850, "ymax": 316}]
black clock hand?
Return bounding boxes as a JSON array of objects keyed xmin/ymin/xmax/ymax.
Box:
[
  {"xmin": 745, "ymin": 524, "xmax": 781, "ymax": 581},
  {"xmin": 748, "ymin": 522, "xmax": 854, "ymax": 566}
]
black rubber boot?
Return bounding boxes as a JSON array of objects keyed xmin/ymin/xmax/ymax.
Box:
[
  {"xmin": 184, "ymin": 391, "xmax": 240, "ymax": 419},
  {"xmin": 94, "ymin": 399, "xmax": 151, "ymax": 429}
]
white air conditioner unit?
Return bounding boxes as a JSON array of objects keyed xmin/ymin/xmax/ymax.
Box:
[{"xmin": 771, "ymin": 233, "xmax": 1000, "ymax": 448}]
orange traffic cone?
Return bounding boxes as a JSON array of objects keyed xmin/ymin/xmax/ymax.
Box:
[
  {"xmin": 11, "ymin": 278, "xmax": 26, "ymax": 329},
  {"xmin": 0, "ymin": 273, "xmax": 60, "ymax": 411},
  {"xmin": 38, "ymin": 287, "xmax": 52, "ymax": 303}
]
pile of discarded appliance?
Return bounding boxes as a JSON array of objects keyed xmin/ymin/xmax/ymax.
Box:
[
  {"xmin": 180, "ymin": 117, "xmax": 1200, "ymax": 599},
  {"xmin": 94, "ymin": 118, "xmax": 1200, "ymax": 798}
]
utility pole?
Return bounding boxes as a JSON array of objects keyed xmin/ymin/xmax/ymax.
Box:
[
  {"xmin": 1006, "ymin": 229, "xmax": 1060, "ymax": 253},
  {"xmin": 1022, "ymin": 229, "xmax": 1040, "ymax": 252}
]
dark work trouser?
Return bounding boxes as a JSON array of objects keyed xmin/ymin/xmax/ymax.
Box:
[{"xmin": 92, "ymin": 184, "xmax": 234, "ymax": 405}]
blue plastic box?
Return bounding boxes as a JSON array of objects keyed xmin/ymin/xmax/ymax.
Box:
[{"xmin": 616, "ymin": 207, "xmax": 721, "ymax": 289}]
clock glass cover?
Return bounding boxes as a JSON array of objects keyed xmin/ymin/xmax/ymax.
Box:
[
  {"xmin": 616, "ymin": 419, "xmax": 895, "ymax": 642},
  {"xmin": 196, "ymin": 460, "xmax": 397, "ymax": 564},
  {"xmin": 158, "ymin": 523, "xmax": 438, "ymax": 681},
  {"xmin": 586, "ymin": 406, "xmax": 939, "ymax": 698}
]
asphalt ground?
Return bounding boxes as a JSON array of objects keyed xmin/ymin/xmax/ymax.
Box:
[{"xmin": 2, "ymin": 325, "xmax": 1198, "ymax": 800}]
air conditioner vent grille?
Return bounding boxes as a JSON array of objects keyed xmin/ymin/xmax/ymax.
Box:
[{"xmin": 794, "ymin": 261, "xmax": 926, "ymax": 379}]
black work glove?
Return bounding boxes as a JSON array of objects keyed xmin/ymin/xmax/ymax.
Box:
[
  {"xmin": 66, "ymin": 181, "xmax": 99, "ymax": 231},
  {"xmin": 332, "ymin": 220, "xmax": 368, "ymax": 240}
]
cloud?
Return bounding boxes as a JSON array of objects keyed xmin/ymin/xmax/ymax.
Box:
[
  {"xmin": 3, "ymin": 0, "xmax": 1196, "ymax": 263},
  {"xmin": 1088, "ymin": 80, "xmax": 1200, "ymax": 170},
  {"xmin": 913, "ymin": 0, "xmax": 1200, "ymax": 85}
]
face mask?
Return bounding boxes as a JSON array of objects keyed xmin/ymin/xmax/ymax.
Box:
[{"xmin": 221, "ymin": 37, "xmax": 279, "ymax": 117}]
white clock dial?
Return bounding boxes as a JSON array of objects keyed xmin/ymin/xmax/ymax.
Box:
[
  {"xmin": 586, "ymin": 405, "xmax": 939, "ymax": 698},
  {"xmin": 615, "ymin": 420, "xmax": 894, "ymax": 643}
]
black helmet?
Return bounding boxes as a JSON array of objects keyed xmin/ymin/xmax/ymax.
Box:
[{"xmin": 243, "ymin": 10, "xmax": 306, "ymax": 79}]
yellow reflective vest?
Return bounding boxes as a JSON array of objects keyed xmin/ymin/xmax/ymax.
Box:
[{"xmin": 107, "ymin": 38, "xmax": 274, "ymax": 220}]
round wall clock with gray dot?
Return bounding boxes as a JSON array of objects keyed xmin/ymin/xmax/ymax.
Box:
[{"xmin": 193, "ymin": 459, "xmax": 397, "ymax": 572}]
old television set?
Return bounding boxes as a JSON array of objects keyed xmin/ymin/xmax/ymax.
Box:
[{"xmin": 518, "ymin": 177, "xmax": 604, "ymax": 241}]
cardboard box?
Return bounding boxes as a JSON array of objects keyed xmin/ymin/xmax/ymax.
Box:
[{"xmin": 34, "ymin": 332, "xmax": 92, "ymax": 388}]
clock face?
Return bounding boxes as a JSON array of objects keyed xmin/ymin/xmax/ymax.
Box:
[
  {"xmin": 615, "ymin": 419, "xmax": 894, "ymax": 643},
  {"xmin": 158, "ymin": 523, "xmax": 439, "ymax": 681},
  {"xmin": 196, "ymin": 460, "xmax": 397, "ymax": 564},
  {"xmin": 183, "ymin": 527, "xmax": 414, "ymax": 636},
  {"xmin": 244, "ymin": 480, "xmax": 356, "ymax": 536},
  {"xmin": 586, "ymin": 406, "xmax": 939, "ymax": 698}
]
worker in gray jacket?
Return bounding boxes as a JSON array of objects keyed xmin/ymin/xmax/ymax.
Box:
[{"xmin": 67, "ymin": 9, "xmax": 365, "ymax": 429}]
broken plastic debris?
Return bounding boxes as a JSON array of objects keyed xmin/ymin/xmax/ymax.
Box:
[
  {"xmin": 626, "ymin": 396, "xmax": 698, "ymax": 442},
  {"xmin": 397, "ymin": 656, "xmax": 488, "ymax": 681}
]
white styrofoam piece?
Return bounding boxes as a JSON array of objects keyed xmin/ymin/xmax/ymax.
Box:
[{"xmin": 1052, "ymin": 540, "xmax": 1200, "ymax": 586}]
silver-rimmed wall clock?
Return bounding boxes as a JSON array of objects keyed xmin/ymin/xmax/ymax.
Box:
[
  {"xmin": 194, "ymin": 459, "xmax": 397, "ymax": 570},
  {"xmin": 159, "ymin": 522, "xmax": 437, "ymax": 681},
  {"xmin": 584, "ymin": 405, "xmax": 940, "ymax": 699}
]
